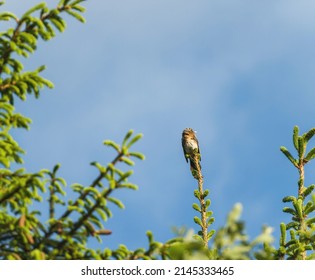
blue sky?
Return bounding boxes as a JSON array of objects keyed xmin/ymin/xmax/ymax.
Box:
[{"xmin": 4, "ymin": 0, "xmax": 315, "ymax": 251}]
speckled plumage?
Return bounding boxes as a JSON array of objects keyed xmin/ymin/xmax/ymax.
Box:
[{"xmin": 181, "ymin": 128, "xmax": 201, "ymax": 171}]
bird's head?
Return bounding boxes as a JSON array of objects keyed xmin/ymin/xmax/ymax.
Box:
[{"xmin": 182, "ymin": 128, "xmax": 196, "ymax": 137}]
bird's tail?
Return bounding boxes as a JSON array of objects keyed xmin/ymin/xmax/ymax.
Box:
[
  {"xmin": 189, "ymin": 157, "xmax": 201, "ymax": 180},
  {"xmin": 189, "ymin": 156, "xmax": 201, "ymax": 171}
]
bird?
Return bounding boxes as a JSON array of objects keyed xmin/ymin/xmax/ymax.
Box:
[{"xmin": 181, "ymin": 128, "xmax": 201, "ymax": 173}]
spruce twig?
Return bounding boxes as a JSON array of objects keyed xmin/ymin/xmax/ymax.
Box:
[
  {"xmin": 280, "ymin": 126, "xmax": 315, "ymax": 260},
  {"xmin": 193, "ymin": 154, "xmax": 208, "ymax": 247},
  {"xmin": 191, "ymin": 151, "xmax": 215, "ymax": 249}
]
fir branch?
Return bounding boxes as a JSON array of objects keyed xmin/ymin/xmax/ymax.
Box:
[
  {"xmin": 36, "ymin": 151, "xmax": 123, "ymax": 248},
  {"xmin": 193, "ymin": 154, "xmax": 208, "ymax": 247},
  {"xmin": 279, "ymin": 126, "xmax": 315, "ymax": 260},
  {"xmin": 190, "ymin": 151, "xmax": 214, "ymax": 249}
]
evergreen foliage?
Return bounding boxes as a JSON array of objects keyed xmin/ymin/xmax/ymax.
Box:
[
  {"xmin": 0, "ymin": 1, "xmax": 314, "ymax": 259},
  {"xmin": 278, "ymin": 126, "xmax": 315, "ymax": 259}
]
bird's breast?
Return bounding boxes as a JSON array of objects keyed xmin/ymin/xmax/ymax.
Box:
[{"xmin": 185, "ymin": 138, "xmax": 198, "ymax": 152}]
